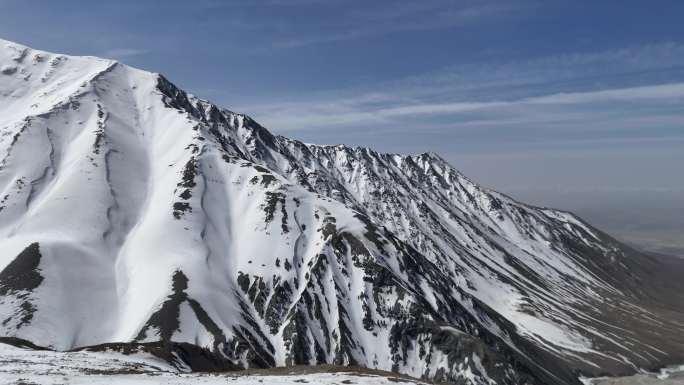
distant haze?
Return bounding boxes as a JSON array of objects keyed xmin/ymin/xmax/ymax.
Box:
[
  {"xmin": 507, "ymin": 189, "xmax": 684, "ymax": 258},
  {"xmin": 1, "ymin": 0, "xmax": 682, "ymax": 255}
]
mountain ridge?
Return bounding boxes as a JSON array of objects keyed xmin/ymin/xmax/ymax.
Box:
[{"xmin": 1, "ymin": 38, "xmax": 683, "ymax": 385}]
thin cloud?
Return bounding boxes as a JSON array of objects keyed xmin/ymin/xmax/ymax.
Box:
[
  {"xmin": 528, "ymin": 82, "xmax": 684, "ymax": 104},
  {"xmin": 101, "ymin": 48, "xmax": 148, "ymax": 60},
  {"xmin": 242, "ymin": 82, "xmax": 684, "ymax": 132},
  {"xmin": 388, "ymin": 42, "xmax": 684, "ymax": 100},
  {"xmin": 270, "ymin": 1, "xmax": 532, "ymax": 49},
  {"xmin": 236, "ymin": 42, "xmax": 684, "ymax": 134}
]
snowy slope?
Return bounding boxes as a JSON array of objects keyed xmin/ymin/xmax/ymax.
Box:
[{"xmin": 1, "ymin": 38, "xmax": 683, "ymax": 385}]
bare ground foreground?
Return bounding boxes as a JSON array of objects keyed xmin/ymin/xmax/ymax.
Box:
[
  {"xmin": 0, "ymin": 340, "xmax": 437, "ymax": 385},
  {"xmin": 587, "ymin": 367, "xmax": 684, "ymax": 385},
  {"xmin": 0, "ymin": 337, "xmax": 683, "ymax": 384}
]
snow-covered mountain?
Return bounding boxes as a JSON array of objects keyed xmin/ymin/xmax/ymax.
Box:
[{"xmin": 1, "ymin": 39, "xmax": 683, "ymax": 385}]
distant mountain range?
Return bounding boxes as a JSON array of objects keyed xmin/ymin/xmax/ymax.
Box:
[{"xmin": 1, "ymin": 39, "xmax": 683, "ymax": 385}]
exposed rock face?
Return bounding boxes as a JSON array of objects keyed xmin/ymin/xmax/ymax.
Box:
[
  {"xmin": 0, "ymin": 243, "xmax": 43, "ymax": 329},
  {"xmin": 0, "ymin": 38, "xmax": 683, "ymax": 385}
]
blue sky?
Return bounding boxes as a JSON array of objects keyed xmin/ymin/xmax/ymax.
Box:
[{"xmin": 1, "ymin": 0, "xmax": 683, "ymax": 251}]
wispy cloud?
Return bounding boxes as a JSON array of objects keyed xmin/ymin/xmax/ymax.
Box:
[
  {"xmin": 236, "ymin": 42, "xmax": 684, "ymax": 140},
  {"xmin": 242, "ymin": 82, "xmax": 684, "ymax": 133},
  {"xmin": 386, "ymin": 42, "xmax": 684, "ymax": 100},
  {"xmin": 272, "ymin": 1, "xmax": 527, "ymax": 49},
  {"xmin": 101, "ymin": 47, "xmax": 148, "ymax": 60},
  {"xmin": 196, "ymin": 0, "xmax": 534, "ymax": 52},
  {"xmin": 527, "ymin": 82, "xmax": 684, "ymax": 104}
]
